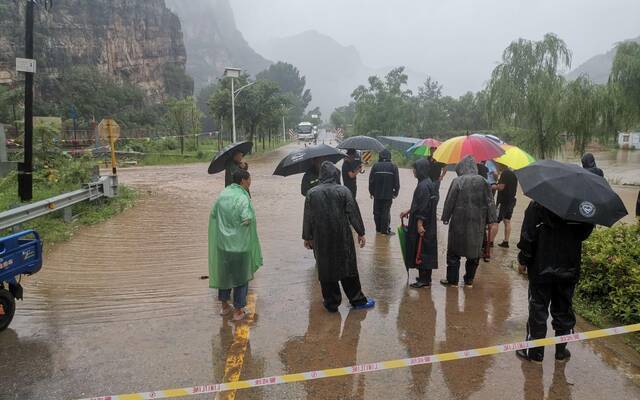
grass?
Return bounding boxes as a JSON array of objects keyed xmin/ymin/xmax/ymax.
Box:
[
  {"xmin": 117, "ymin": 137, "xmax": 291, "ymax": 167},
  {"xmin": 574, "ymin": 296, "xmax": 640, "ymax": 353},
  {"xmin": 1, "ymin": 167, "xmax": 138, "ymax": 247}
]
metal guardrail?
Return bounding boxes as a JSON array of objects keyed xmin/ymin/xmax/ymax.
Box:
[{"xmin": 0, "ymin": 175, "xmax": 118, "ymax": 231}]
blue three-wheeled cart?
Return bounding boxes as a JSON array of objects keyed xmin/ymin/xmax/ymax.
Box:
[{"xmin": 0, "ymin": 230, "xmax": 43, "ymax": 331}]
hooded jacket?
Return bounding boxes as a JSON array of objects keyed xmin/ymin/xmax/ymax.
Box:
[
  {"xmin": 404, "ymin": 159, "xmax": 439, "ymax": 270},
  {"xmin": 581, "ymin": 153, "xmax": 604, "ymax": 177},
  {"xmin": 303, "ymin": 162, "xmax": 366, "ymax": 282},
  {"xmin": 517, "ymin": 201, "xmax": 594, "ymax": 284},
  {"xmin": 369, "ymin": 149, "xmax": 400, "ymax": 200},
  {"xmin": 442, "ymin": 156, "xmax": 496, "ymax": 258}
]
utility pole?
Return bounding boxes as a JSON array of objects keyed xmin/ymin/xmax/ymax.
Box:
[
  {"xmin": 230, "ymin": 77, "xmax": 236, "ymax": 143},
  {"xmin": 18, "ymin": 0, "xmax": 34, "ymax": 201}
]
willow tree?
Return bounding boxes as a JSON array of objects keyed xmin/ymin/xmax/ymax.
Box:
[
  {"xmin": 609, "ymin": 41, "xmax": 640, "ymax": 132},
  {"xmin": 488, "ymin": 33, "xmax": 571, "ymax": 159},
  {"xmin": 562, "ymin": 76, "xmax": 602, "ymax": 155}
]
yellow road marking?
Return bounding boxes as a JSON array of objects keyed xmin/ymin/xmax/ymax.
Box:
[{"xmin": 216, "ymin": 293, "xmax": 257, "ymax": 400}]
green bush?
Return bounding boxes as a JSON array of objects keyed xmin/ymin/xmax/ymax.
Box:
[{"xmin": 577, "ymin": 224, "xmax": 640, "ymax": 324}]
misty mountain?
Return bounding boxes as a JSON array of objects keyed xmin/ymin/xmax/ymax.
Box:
[
  {"xmin": 567, "ymin": 36, "xmax": 640, "ymax": 83},
  {"xmin": 166, "ymin": 0, "xmax": 271, "ymax": 92},
  {"xmin": 254, "ymin": 30, "xmax": 429, "ymax": 115}
]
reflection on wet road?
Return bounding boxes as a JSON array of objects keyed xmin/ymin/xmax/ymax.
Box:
[{"xmin": 1, "ymin": 144, "xmax": 639, "ymax": 399}]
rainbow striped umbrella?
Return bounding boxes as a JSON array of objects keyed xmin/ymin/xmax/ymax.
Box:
[
  {"xmin": 494, "ymin": 144, "xmax": 536, "ymax": 170},
  {"xmin": 405, "ymin": 138, "xmax": 442, "ymax": 156},
  {"xmin": 433, "ymin": 135, "xmax": 505, "ymax": 164}
]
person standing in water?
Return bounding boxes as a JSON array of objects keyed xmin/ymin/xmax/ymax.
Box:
[
  {"xmin": 209, "ymin": 169, "xmax": 262, "ymax": 321},
  {"xmin": 440, "ymin": 156, "xmax": 495, "ymax": 287},
  {"xmin": 369, "ymin": 149, "xmax": 400, "ymax": 235},
  {"xmin": 224, "ymin": 150, "xmax": 248, "ymax": 187},
  {"xmin": 400, "ymin": 159, "xmax": 439, "ymax": 288},
  {"xmin": 303, "ymin": 162, "xmax": 375, "ymax": 312},
  {"xmin": 581, "ymin": 153, "xmax": 604, "ymax": 177},
  {"xmin": 342, "ymin": 149, "xmax": 363, "ymax": 200}
]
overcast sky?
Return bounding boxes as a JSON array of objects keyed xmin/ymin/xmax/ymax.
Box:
[{"xmin": 231, "ymin": 0, "xmax": 640, "ymax": 96}]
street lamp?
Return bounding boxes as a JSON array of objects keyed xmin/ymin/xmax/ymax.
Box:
[{"xmin": 224, "ymin": 67, "xmax": 259, "ymax": 143}]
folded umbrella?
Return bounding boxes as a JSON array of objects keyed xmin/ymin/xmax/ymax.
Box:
[
  {"xmin": 433, "ymin": 135, "xmax": 505, "ymax": 164},
  {"xmin": 273, "ymin": 144, "xmax": 345, "ymax": 176},
  {"xmin": 208, "ymin": 141, "xmax": 253, "ymax": 174},
  {"xmin": 515, "ymin": 160, "xmax": 628, "ymax": 227},
  {"xmin": 494, "ymin": 144, "xmax": 536, "ymax": 170},
  {"xmin": 337, "ymin": 136, "xmax": 385, "ymax": 152}
]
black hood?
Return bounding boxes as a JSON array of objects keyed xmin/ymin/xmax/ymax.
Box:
[
  {"xmin": 319, "ymin": 161, "xmax": 339, "ymax": 184},
  {"xmin": 414, "ymin": 158, "xmax": 431, "ymax": 181},
  {"xmin": 581, "ymin": 153, "xmax": 597, "ymax": 169},
  {"xmin": 379, "ymin": 149, "xmax": 391, "ymax": 162}
]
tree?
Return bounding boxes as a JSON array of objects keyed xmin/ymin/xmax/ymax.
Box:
[
  {"xmin": 412, "ymin": 77, "xmax": 449, "ymax": 134},
  {"xmin": 208, "ymin": 76, "xmax": 288, "ymax": 142},
  {"xmin": 488, "ymin": 33, "xmax": 571, "ymax": 158},
  {"xmin": 330, "ymin": 102, "xmax": 356, "ymax": 133},
  {"xmin": 562, "ymin": 76, "xmax": 603, "ymax": 154},
  {"xmin": 256, "ymin": 62, "xmax": 312, "ymax": 125},
  {"xmin": 304, "ymin": 106, "xmax": 322, "ymax": 126},
  {"xmin": 164, "ymin": 97, "xmax": 202, "ymax": 154},
  {"xmin": 609, "ymin": 41, "xmax": 640, "ymax": 132},
  {"xmin": 352, "ymin": 67, "xmax": 413, "ymax": 136}
]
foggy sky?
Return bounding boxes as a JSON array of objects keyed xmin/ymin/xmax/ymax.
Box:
[{"xmin": 231, "ymin": 0, "xmax": 640, "ymax": 96}]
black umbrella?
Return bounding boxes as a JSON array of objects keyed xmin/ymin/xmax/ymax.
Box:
[
  {"xmin": 337, "ymin": 135, "xmax": 385, "ymax": 152},
  {"xmin": 515, "ymin": 160, "xmax": 628, "ymax": 226},
  {"xmin": 273, "ymin": 144, "xmax": 345, "ymax": 176},
  {"xmin": 208, "ymin": 141, "xmax": 253, "ymax": 174}
]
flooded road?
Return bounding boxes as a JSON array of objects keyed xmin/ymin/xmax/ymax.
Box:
[{"xmin": 1, "ymin": 144, "xmax": 639, "ymax": 400}]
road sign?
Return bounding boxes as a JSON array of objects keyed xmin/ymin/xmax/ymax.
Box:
[
  {"xmin": 98, "ymin": 118, "xmax": 120, "ymax": 141},
  {"xmin": 98, "ymin": 118, "xmax": 120, "ymax": 175},
  {"xmin": 16, "ymin": 58, "xmax": 36, "ymax": 73},
  {"xmin": 362, "ymin": 151, "xmax": 373, "ymax": 164}
]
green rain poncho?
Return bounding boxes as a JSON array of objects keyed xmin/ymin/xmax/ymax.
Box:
[{"xmin": 208, "ymin": 184, "xmax": 263, "ymax": 289}]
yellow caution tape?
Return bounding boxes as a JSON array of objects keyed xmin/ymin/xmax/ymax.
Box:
[{"xmin": 78, "ymin": 323, "xmax": 640, "ymax": 400}]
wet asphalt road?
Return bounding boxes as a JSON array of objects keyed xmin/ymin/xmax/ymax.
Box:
[{"xmin": 1, "ymin": 142, "xmax": 639, "ymax": 400}]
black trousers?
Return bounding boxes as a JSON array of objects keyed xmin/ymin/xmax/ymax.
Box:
[
  {"xmin": 373, "ymin": 199, "xmax": 392, "ymax": 233},
  {"xmin": 446, "ymin": 251, "xmax": 479, "ymax": 284},
  {"xmin": 417, "ymin": 269, "xmax": 433, "ymax": 283},
  {"xmin": 526, "ymin": 282, "xmax": 576, "ymax": 359},
  {"xmin": 320, "ymin": 275, "xmax": 368, "ymax": 311}
]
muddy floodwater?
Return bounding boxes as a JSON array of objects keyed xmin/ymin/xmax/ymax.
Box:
[{"xmin": 1, "ymin": 142, "xmax": 639, "ymax": 400}]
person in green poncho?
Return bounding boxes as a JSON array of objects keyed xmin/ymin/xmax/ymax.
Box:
[{"xmin": 209, "ymin": 169, "xmax": 263, "ymax": 321}]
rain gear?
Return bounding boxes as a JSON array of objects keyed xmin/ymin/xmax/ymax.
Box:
[
  {"xmin": 581, "ymin": 153, "xmax": 604, "ymax": 177},
  {"xmin": 517, "ymin": 201, "xmax": 594, "ymax": 284},
  {"xmin": 404, "ymin": 159, "xmax": 439, "ymax": 270},
  {"xmin": 369, "ymin": 149, "xmax": 400, "ymax": 200},
  {"xmin": 208, "ymin": 184, "xmax": 263, "ymax": 289},
  {"xmin": 303, "ymin": 162, "xmax": 365, "ymax": 283},
  {"xmin": 442, "ymin": 156, "xmax": 496, "ymax": 259},
  {"xmin": 301, "ymin": 164, "xmax": 341, "ymax": 196}
]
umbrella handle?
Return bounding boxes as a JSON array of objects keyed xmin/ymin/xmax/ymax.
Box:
[
  {"xmin": 415, "ymin": 236, "xmax": 424, "ymax": 266},
  {"xmin": 401, "ymin": 215, "xmax": 408, "ymax": 229}
]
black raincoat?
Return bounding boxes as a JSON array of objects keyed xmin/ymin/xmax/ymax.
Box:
[
  {"xmin": 303, "ymin": 162, "xmax": 365, "ymax": 283},
  {"xmin": 517, "ymin": 201, "xmax": 594, "ymax": 284},
  {"xmin": 442, "ymin": 156, "xmax": 496, "ymax": 259},
  {"xmin": 369, "ymin": 149, "xmax": 400, "ymax": 200},
  {"xmin": 405, "ymin": 159, "xmax": 439, "ymax": 270},
  {"xmin": 581, "ymin": 153, "xmax": 604, "ymax": 177},
  {"xmin": 301, "ymin": 164, "xmax": 341, "ymax": 196}
]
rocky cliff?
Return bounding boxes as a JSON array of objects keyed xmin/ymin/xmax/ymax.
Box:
[
  {"xmin": 0, "ymin": 0, "xmax": 192, "ymax": 102},
  {"xmin": 166, "ymin": 0, "xmax": 271, "ymax": 91}
]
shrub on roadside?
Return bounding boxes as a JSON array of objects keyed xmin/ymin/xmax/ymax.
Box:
[{"xmin": 577, "ymin": 224, "xmax": 640, "ymax": 324}]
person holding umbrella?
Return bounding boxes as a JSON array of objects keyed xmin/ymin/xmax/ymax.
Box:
[
  {"xmin": 440, "ymin": 156, "xmax": 495, "ymax": 287},
  {"xmin": 369, "ymin": 149, "xmax": 400, "ymax": 235},
  {"xmin": 303, "ymin": 161, "xmax": 375, "ymax": 312},
  {"xmin": 225, "ymin": 151, "xmax": 248, "ymax": 187},
  {"xmin": 513, "ymin": 160, "xmax": 627, "ymax": 363},
  {"xmin": 301, "ymin": 157, "xmax": 341, "ymax": 196},
  {"xmin": 341, "ymin": 149, "xmax": 363, "ymax": 200},
  {"xmin": 400, "ymin": 159, "xmax": 439, "ymax": 288},
  {"xmin": 208, "ymin": 141, "xmax": 253, "ymax": 187}
]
